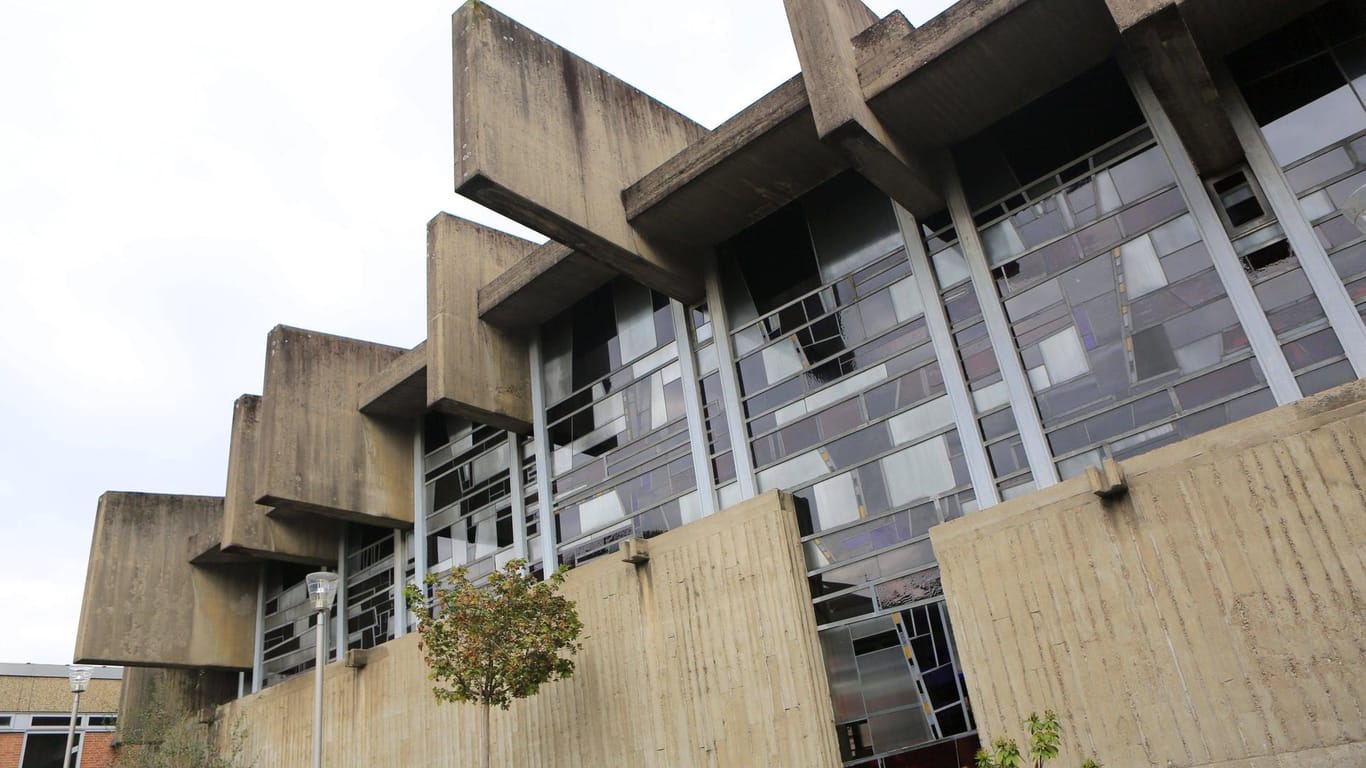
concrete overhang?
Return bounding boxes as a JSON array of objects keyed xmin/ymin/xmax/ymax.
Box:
[
  {"xmin": 358, "ymin": 342, "xmax": 428, "ymax": 421},
  {"xmin": 255, "ymin": 325, "xmax": 413, "ymax": 528},
  {"xmin": 858, "ymin": 0, "xmax": 1121, "ymax": 157},
  {"xmin": 452, "ymin": 2, "xmax": 707, "ymax": 303},
  {"xmin": 75, "ymin": 493, "xmax": 256, "ymax": 670},
  {"xmin": 221, "ymin": 394, "xmax": 338, "ymax": 565},
  {"xmin": 1178, "ymin": 0, "xmax": 1336, "ymax": 56},
  {"xmin": 623, "ymin": 76, "xmax": 849, "ymax": 252},
  {"xmin": 477, "ymin": 240, "xmax": 617, "ymax": 330}
]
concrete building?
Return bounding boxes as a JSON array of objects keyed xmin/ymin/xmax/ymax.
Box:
[
  {"xmin": 0, "ymin": 665, "xmax": 120, "ymax": 768},
  {"xmin": 74, "ymin": 0, "xmax": 1366, "ymax": 766}
]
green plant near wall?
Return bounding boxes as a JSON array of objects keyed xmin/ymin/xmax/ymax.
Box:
[
  {"xmin": 113, "ymin": 681, "xmax": 252, "ymax": 768},
  {"xmin": 404, "ymin": 558, "xmax": 583, "ymax": 768},
  {"xmin": 974, "ymin": 710, "xmax": 1101, "ymax": 768}
]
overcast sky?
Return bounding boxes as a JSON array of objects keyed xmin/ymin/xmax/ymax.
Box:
[{"xmin": 0, "ymin": 0, "xmax": 953, "ymax": 664}]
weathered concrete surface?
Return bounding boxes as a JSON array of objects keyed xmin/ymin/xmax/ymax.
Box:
[
  {"xmin": 0, "ymin": 669, "xmax": 121, "ymax": 713},
  {"xmin": 1120, "ymin": 5, "xmax": 1242, "ymax": 174},
  {"xmin": 452, "ymin": 2, "xmax": 707, "ymax": 299},
  {"xmin": 75, "ymin": 493, "xmax": 256, "ymax": 670},
  {"xmin": 358, "ymin": 343, "xmax": 427, "ymax": 421},
  {"xmin": 1179, "ymin": 0, "xmax": 1337, "ymax": 56},
  {"xmin": 478, "ymin": 240, "xmax": 616, "ymax": 331},
  {"xmin": 221, "ymin": 395, "xmax": 337, "ymax": 565},
  {"xmin": 118, "ymin": 667, "xmax": 238, "ymax": 745},
  {"xmin": 217, "ymin": 491, "xmax": 841, "ymax": 767},
  {"xmin": 932, "ymin": 379, "xmax": 1366, "ymax": 768},
  {"xmin": 428, "ymin": 213, "xmax": 533, "ymax": 431},
  {"xmin": 860, "ymin": 0, "xmax": 1118, "ymax": 152},
  {"xmin": 255, "ymin": 326, "xmax": 413, "ymax": 527},
  {"xmin": 784, "ymin": 0, "xmax": 942, "ymax": 216},
  {"xmin": 624, "ymin": 76, "xmax": 847, "ymax": 253}
]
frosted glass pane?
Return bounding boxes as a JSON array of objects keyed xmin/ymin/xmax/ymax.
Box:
[
  {"xmin": 890, "ymin": 275, "xmax": 925, "ymax": 322},
  {"xmin": 756, "ymin": 450, "xmax": 829, "ymax": 492},
  {"xmin": 887, "ymin": 396, "xmax": 954, "ymax": 446},
  {"xmin": 1264, "ymin": 87, "xmax": 1366, "ymax": 166},
  {"xmin": 1120, "ymin": 235, "xmax": 1167, "ymax": 299},
  {"xmin": 813, "ymin": 472, "xmax": 860, "ymax": 530},
  {"xmin": 1040, "ymin": 327, "xmax": 1089, "ymax": 383},
  {"xmin": 881, "ymin": 437, "xmax": 955, "ymax": 506},
  {"xmin": 615, "ymin": 281, "xmax": 658, "ymax": 364},
  {"xmin": 579, "ymin": 491, "xmax": 626, "ymax": 532}
]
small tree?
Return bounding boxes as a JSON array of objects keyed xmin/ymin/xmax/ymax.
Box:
[
  {"xmin": 404, "ymin": 559, "xmax": 582, "ymax": 768},
  {"xmin": 975, "ymin": 710, "xmax": 1101, "ymax": 768}
]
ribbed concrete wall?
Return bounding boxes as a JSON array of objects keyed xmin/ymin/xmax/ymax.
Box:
[
  {"xmin": 215, "ymin": 491, "xmax": 841, "ymax": 767},
  {"xmin": 932, "ymin": 380, "xmax": 1366, "ymax": 768}
]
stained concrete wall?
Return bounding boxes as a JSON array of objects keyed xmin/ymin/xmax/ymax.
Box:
[
  {"xmin": 0, "ymin": 674, "xmax": 121, "ymax": 714},
  {"xmin": 117, "ymin": 667, "xmax": 238, "ymax": 744},
  {"xmin": 222, "ymin": 395, "xmax": 337, "ymax": 564},
  {"xmin": 75, "ymin": 493, "xmax": 256, "ymax": 670},
  {"xmin": 215, "ymin": 491, "xmax": 841, "ymax": 767},
  {"xmin": 427, "ymin": 213, "xmax": 534, "ymax": 432},
  {"xmin": 931, "ymin": 380, "xmax": 1366, "ymax": 768},
  {"xmin": 452, "ymin": 2, "xmax": 708, "ymax": 299},
  {"xmin": 255, "ymin": 326, "xmax": 413, "ymax": 527}
]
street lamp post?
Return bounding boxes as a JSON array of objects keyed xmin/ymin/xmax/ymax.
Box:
[
  {"xmin": 62, "ymin": 665, "xmax": 92, "ymax": 768},
  {"xmin": 1345, "ymin": 184, "xmax": 1366, "ymax": 237},
  {"xmin": 306, "ymin": 570, "xmax": 339, "ymax": 768}
]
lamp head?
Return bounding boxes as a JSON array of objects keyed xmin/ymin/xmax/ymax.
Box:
[
  {"xmin": 305, "ymin": 571, "xmax": 340, "ymax": 612},
  {"xmin": 68, "ymin": 665, "xmax": 93, "ymax": 693}
]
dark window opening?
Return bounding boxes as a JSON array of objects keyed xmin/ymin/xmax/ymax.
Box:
[
  {"xmin": 1243, "ymin": 240, "xmax": 1294, "ymax": 273},
  {"xmin": 722, "ymin": 202, "xmax": 820, "ymax": 316},
  {"xmin": 1211, "ymin": 170, "xmax": 1267, "ymax": 229},
  {"xmin": 21, "ymin": 733, "xmax": 77, "ymax": 768}
]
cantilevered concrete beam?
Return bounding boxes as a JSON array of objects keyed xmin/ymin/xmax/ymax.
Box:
[
  {"xmin": 478, "ymin": 240, "xmax": 616, "ymax": 330},
  {"xmin": 428, "ymin": 213, "xmax": 535, "ymax": 431},
  {"xmin": 783, "ymin": 0, "xmax": 943, "ymax": 215},
  {"xmin": 452, "ymin": 2, "xmax": 707, "ymax": 299},
  {"xmin": 1115, "ymin": 3, "xmax": 1243, "ymax": 175},
  {"xmin": 221, "ymin": 395, "xmax": 337, "ymax": 564},
  {"xmin": 75, "ymin": 493, "xmax": 256, "ymax": 669},
  {"xmin": 256, "ymin": 326, "xmax": 413, "ymax": 527},
  {"xmin": 357, "ymin": 343, "xmax": 427, "ymax": 421}
]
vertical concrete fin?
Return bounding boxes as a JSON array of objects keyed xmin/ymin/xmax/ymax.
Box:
[
  {"xmin": 221, "ymin": 394, "xmax": 337, "ymax": 564},
  {"xmin": 75, "ymin": 493, "xmax": 256, "ymax": 669},
  {"xmin": 255, "ymin": 325, "xmax": 414, "ymax": 526},
  {"xmin": 427, "ymin": 212, "xmax": 534, "ymax": 432},
  {"xmin": 451, "ymin": 2, "xmax": 707, "ymax": 297},
  {"xmin": 783, "ymin": 0, "xmax": 943, "ymax": 214}
]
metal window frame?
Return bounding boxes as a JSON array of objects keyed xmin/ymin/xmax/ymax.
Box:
[
  {"xmin": 893, "ymin": 203, "xmax": 1001, "ymax": 508},
  {"xmin": 704, "ymin": 254, "xmax": 759, "ymax": 500},
  {"xmin": 508, "ymin": 430, "xmax": 530, "ymax": 563},
  {"xmin": 943, "ymin": 163, "xmax": 1060, "ymax": 488},
  {"xmin": 1122, "ymin": 59, "xmax": 1303, "ymax": 404},
  {"xmin": 1213, "ymin": 64, "xmax": 1366, "ymax": 377},
  {"xmin": 251, "ymin": 567, "xmax": 264, "ymax": 693},
  {"xmin": 529, "ymin": 336, "xmax": 559, "ymax": 576},
  {"xmin": 390, "ymin": 526, "xmax": 405, "ymax": 641},
  {"xmin": 671, "ymin": 299, "xmax": 719, "ymax": 516}
]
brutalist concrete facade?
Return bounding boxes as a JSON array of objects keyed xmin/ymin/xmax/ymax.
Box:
[{"xmin": 76, "ymin": 0, "xmax": 1366, "ymax": 765}]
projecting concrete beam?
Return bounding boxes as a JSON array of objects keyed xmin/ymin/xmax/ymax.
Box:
[
  {"xmin": 255, "ymin": 326, "xmax": 413, "ymax": 527},
  {"xmin": 478, "ymin": 240, "xmax": 617, "ymax": 330},
  {"xmin": 221, "ymin": 395, "xmax": 337, "ymax": 565},
  {"xmin": 624, "ymin": 75, "xmax": 847, "ymax": 252},
  {"xmin": 75, "ymin": 493, "xmax": 256, "ymax": 670},
  {"xmin": 783, "ymin": 0, "xmax": 943, "ymax": 215},
  {"xmin": 428, "ymin": 213, "xmax": 534, "ymax": 431},
  {"xmin": 357, "ymin": 343, "xmax": 428, "ymax": 421},
  {"xmin": 452, "ymin": 2, "xmax": 707, "ymax": 299},
  {"xmin": 1117, "ymin": 4, "xmax": 1242, "ymax": 175}
]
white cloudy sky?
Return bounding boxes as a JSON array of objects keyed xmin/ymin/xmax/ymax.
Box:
[{"xmin": 0, "ymin": 0, "xmax": 953, "ymax": 664}]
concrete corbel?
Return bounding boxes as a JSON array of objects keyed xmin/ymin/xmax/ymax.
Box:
[
  {"xmin": 783, "ymin": 0, "xmax": 943, "ymax": 216},
  {"xmin": 1112, "ymin": 2, "xmax": 1243, "ymax": 175}
]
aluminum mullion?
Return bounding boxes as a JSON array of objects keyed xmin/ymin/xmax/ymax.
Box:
[
  {"xmin": 704, "ymin": 255, "xmax": 758, "ymax": 499},
  {"xmin": 507, "ymin": 431, "xmax": 530, "ymax": 564},
  {"xmin": 1122, "ymin": 61, "xmax": 1302, "ymax": 404},
  {"xmin": 671, "ymin": 302, "xmax": 720, "ymax": 516},
  {"xmin": 411, "ymin": 428, "xmax": 427, "ymax": 620},
  {"xmin": 1215, "ymin": 67, "xmax": 1366, "ymax": 377},
  {"xmin": 335, "ymin": 528, "xmax": 348, "ymax": 657},
  {"xmin": 892, "ymin": 203, "xmax": 1001, "ymax": 508},
  {"xmin": 943, "ymin": 166, "xmax": 1060, "ymax": 488},
  {"xmin": 251, "ymin": 568, "xmax": 264, "ymax": 693},
  {"xmin": 391, "ymin": 529, "xmax": 406, "ymax": 640},
  {"xmin": 529, "ymin": 337, "xmax": 559, "ymax": 576}
]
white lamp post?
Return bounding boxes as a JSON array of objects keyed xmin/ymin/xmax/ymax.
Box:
[
  {"xmin": 62, "ymin": 665, "xmax": 92, "ymax": 768},
  {"xmin": 1345, "ymin": 183, "xmax": 1366, "ymax": 237},
  {"xmin": 306, "ymin": 570, "xmax": 339, "ymax": 768}
]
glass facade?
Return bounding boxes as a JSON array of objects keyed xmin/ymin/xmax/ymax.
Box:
[
  {"xmin": 260, "ymin": 563, "xmax": 336, "ymax": 688},
  {"xmin": 1228, "ymin": 0, "xmax": 1366, "ymax": 394},
  {"xmin": 242, "ymin": 6, "xmax": 1366, "ymax": 762}
]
